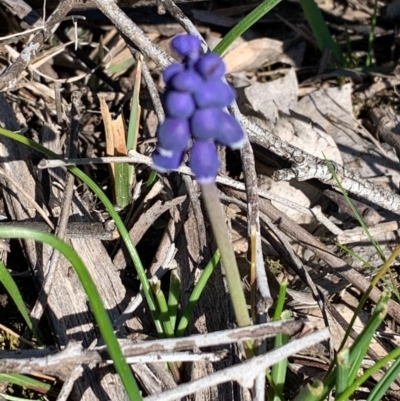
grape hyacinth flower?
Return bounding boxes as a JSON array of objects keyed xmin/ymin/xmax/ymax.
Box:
[
  {"xmin": 152, "ymin": 34, "xmax": 252, "ymax": 333},
  {"xmin": 152, "ymin": 33, "xmax": 245, "ymax": 183}
]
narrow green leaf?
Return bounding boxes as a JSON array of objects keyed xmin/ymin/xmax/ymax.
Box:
[
  {"xmin": 114, "ymin": 161, "xmax": 130, "ymax": 209},
  {"xmin": 336, "ymin": 348, "xmax": 350, "ymax": 398},
  {"xmin": 176, "ymin": 249, "xmax": 220, "ymax": 337},
  {"xmin": 335, "ymin": 347, "xmax": 400, "ymax": 401},
  {"xmin": 367, "ymin": 356, "xmax": 400, "ymax": 401},
  {"xmin": 0, "ymin": 373, "xmax": 56, "ymax": 396},
  {"xmin": 269, "ymin": 309, "xmax": 291, "ymax": 401},
  {"xmin": 0, "ymin": 127, "xmax": 163, "ymax": 337},
  {"xmin": 167, "ymin": 269, "xmax": 181, "ymax": 331},
  {"xmin": 0, "ymin": 228, "xmax": 142, "ymax": 401},
  {"xmin": 299, "ymin": 0, "xmax": 344, "ymax": 65},
  {"xmin": 151, "ymin": 279, "xmax": 174, "ymax": 338},
  {"xmin": 347, "ymin": 292, "xmax": 389, "ymax": 384},
  {"xmin": 214, "ymin": 0, "xmax": 283, "ymax": 56},
  {"xmin": 0, "ymin": 262, "xmax": 42, "ymax": 344}
]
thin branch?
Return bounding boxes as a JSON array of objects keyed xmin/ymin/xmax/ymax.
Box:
[
  {"xmin": 144, "ymin": 328, "xmax": 330, "ymax": 401},
  {"xmin": 0, "ymin": 320, "xmax": 306, "ymax": 378},
  {"xmin": 0, "ymin": 0, "xmax": 75, "ymax": 91}
]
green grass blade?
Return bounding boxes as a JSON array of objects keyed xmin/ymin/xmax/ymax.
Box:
[
  {"xmin": 0, "ymin": 227, "xmax": 142, "ymax": 401},
  {"xmin": 167, "ymin": 268, "xmax": 180, "ymax": 331},
  {"xmin": 336, "ymin": 348, "xmax": 350, "ymax": 398},
  {"xmin": 126, "ymin": 57, "xmax": 141, "ymax": 190},
  {"xmin": 0, "ymin": 127, "xmax": 163, "ymax": 336},
  {"xmin": 213, "ymin": 0, "xmax": 283, "ymax": 56},
  {"xmin": 273, "ymin": 278, "xmax": 288, "ymax": 321},
  {"xmin": 175, "ymin": 249, "xmax": 220, "ymax": 337},
  {"xmin": 114, "ymin": 161, "xmax": 130, "ymax": 209},
  {"xmin": 0, "ymin": 373, "xmax": 56, "ymax": 396},
  {"xmin": 151, "ymin": 279, "xmax": 174, "ymax": 338},
  {"xmin": 335, "ymin": 347, "xmax": 400, "ymax": 401},
  {"xmin": 269, "ymin": 309, "xmax": 291, "ymax": 401},
  {"xmin": 347, "ymin": 291, "xmax": 389, "ymax": 384},
  {"xmin": 299, "ymin": 0, "xmax": 344, "ymax": 65},
  {"xmin": 367, "ymin": 356, "xmax": 400, "ymax": 401},
  {"xmin": 0, "ymin": 262, "xmax": 42, "ymax": 344}
]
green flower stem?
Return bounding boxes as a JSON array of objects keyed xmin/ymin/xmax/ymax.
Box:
[
  {"xmin": 0, "ymin": 228, "xmax": 142, "ymax": 401},
  {"xmin": 200, "ymin": 183, "xmax": 251, "ymax": 329},
  {"xmin": 0, "ymin": 127, "xmax": 163, "ymax": 336}
]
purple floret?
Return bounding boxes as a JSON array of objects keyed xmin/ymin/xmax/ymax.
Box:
[
  {"xmin": 163, "ymin": 63, "xmax": 184, "ymax": 83},
  {"xmin": 163, "ymin": 90, "xmax": 195, "ymax": 118},
  {"xmin": 189, "ymin": 140, "xmax": 219, "ymax": 183},
  {"xmin": 169, "ymin": 70, "xmax": 203, "ymax": 93},
  {"xmin": 215, "ymin": 112, "xmax": 245, "ymax": 150},
  {"xmin": 157, "ymin": 117, "xmax": 191, "ymax": 155},
  {"xmin": 171, "ymin": 34, "xmax": 201, "ymax": 60},
  {"xmin": 152, "ymin": 149, "xmax": 184, "ymax": 172},
  {"xmin": 194, "ymin": 79, "xmax": 235, "ymax": 109},
  {"xmin": 190, "ymin": 107, "xmax": 225, "ymax": 141},
  {"xmin": 194, "ymin": 52, "xmax": 226, "ymax": 79}
]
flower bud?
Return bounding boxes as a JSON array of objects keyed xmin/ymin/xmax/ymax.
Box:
[
  {"xmin": 189, "ymin": 140, "xmax": 219, "ymax": 183},
  {"xmin": 152, "ymin": 149, "xmax": 184, "ymax": 172},
  {"xmin": 215, "ymin": 112, "xmax": 245, "ymax": 150},
  {"xmin": 163, "ymin": 63, "xmax": 184, "ymax": 83},
  {"xmin": 171, "ymin": 34, "xmax": 201, "ymax": 59},
  {"xmin": 169, "ymin": 69, "xmax": 203, "ymax": 92},
  {"xmin": 194, "ymin": 79, "xmax": 235, "ymax": 109},
  {"xmin": 194, "ymin": 52, "xmax": 225, "ymax": 79},
  {"xmin": 164, "ymin": 90, "xmax": 195, "ymax": 118},
  {"xmin": 190, "ymin": 108, "xmax": 225, "ymax": 141},
  {"xmin": 157, "ymin": 117, "xmax": 191, "ymax": 154}
]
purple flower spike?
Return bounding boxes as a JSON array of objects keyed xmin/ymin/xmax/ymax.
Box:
[
  {"xmin": 164, "ymin": 90, "xmax": 195, "ymax": 118},
  {"xmin": 171, "ymin": 34, "xmax": 201, "ymax": 59},
  {"xmin": 190, "ymin": 108, "xmax": 225, "ymax": 141},
  {"xmin": 194, "ymin": 52, "xmax": 226, "ymax": 79},
  {"xmin": 169, "ymin": 70, "xmax": 203, "ymax": 93},
  {"xmin": 215, "ymin": 112, "xmax": 245, "ymax": 150},
  {"xmin": 163, "ymin": 63, "xmax": 184, "ymax": 83},
  {"xmin": 157, "ymin": 117, "xmax": 191, "ymax": 154},
  {"xmin": 189, "ymin": 140, "xmax": 219, "ymax": 183},
  {"xmin": 194, "ymin": 80, "xmax": 235, "ymax": 109},
  {"xmin": 152, "ymin": 149, "xmax": 184, "ymax": 172}
]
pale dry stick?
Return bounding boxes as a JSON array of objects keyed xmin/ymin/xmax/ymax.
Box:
[
  {"xmin": 122, "ymin": 351, "xmax": 225, "ymax": 364},
  {"xmin": 0, "ymin": 168, "xmax": 54, "ymax": 230},
  {"xmin": 30, "ymin": 91, "xmax": 83, "ymax": 327},
  {"xmin": 91, "ymin": 0, "xmax": 173, "ymax": 69},
  {"xmin": 144, "ymin": 328, "xmax": 330, "ymax": 401},
  {"xmin": 0, "ymin": 0, "xmax": 75, "ymax": 91},
  {"xmin": 0, "ymin": 0, "xmax": 43, "ymax": 28},
  {"xmin": 39, "ymin": 152, "xmax": 317, "ymax": 220},
  {"xmin": 56, "ymin": 365, "xmax": 84, "ymax": 401},
  {"xmin": 311, "ymin": 205, "xmax": 344, "ymax": 236},
  {"xmin": 337, "ymin": 221, "xmax": 400, "ymax": 244},
  {"xmin": 221, "ymin": 192, "xmax": 334, "ymax": 360},
  {"xmin": 0, "ymin": 319, "xmax": 306, "ymax": 377},
  {"xmin": 244, "ymin": 116, "xmax": 400, "ymax": 216},
  {"xmin": 128, "ymin": 47, "xmax": 165, "ymax": 124}
]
